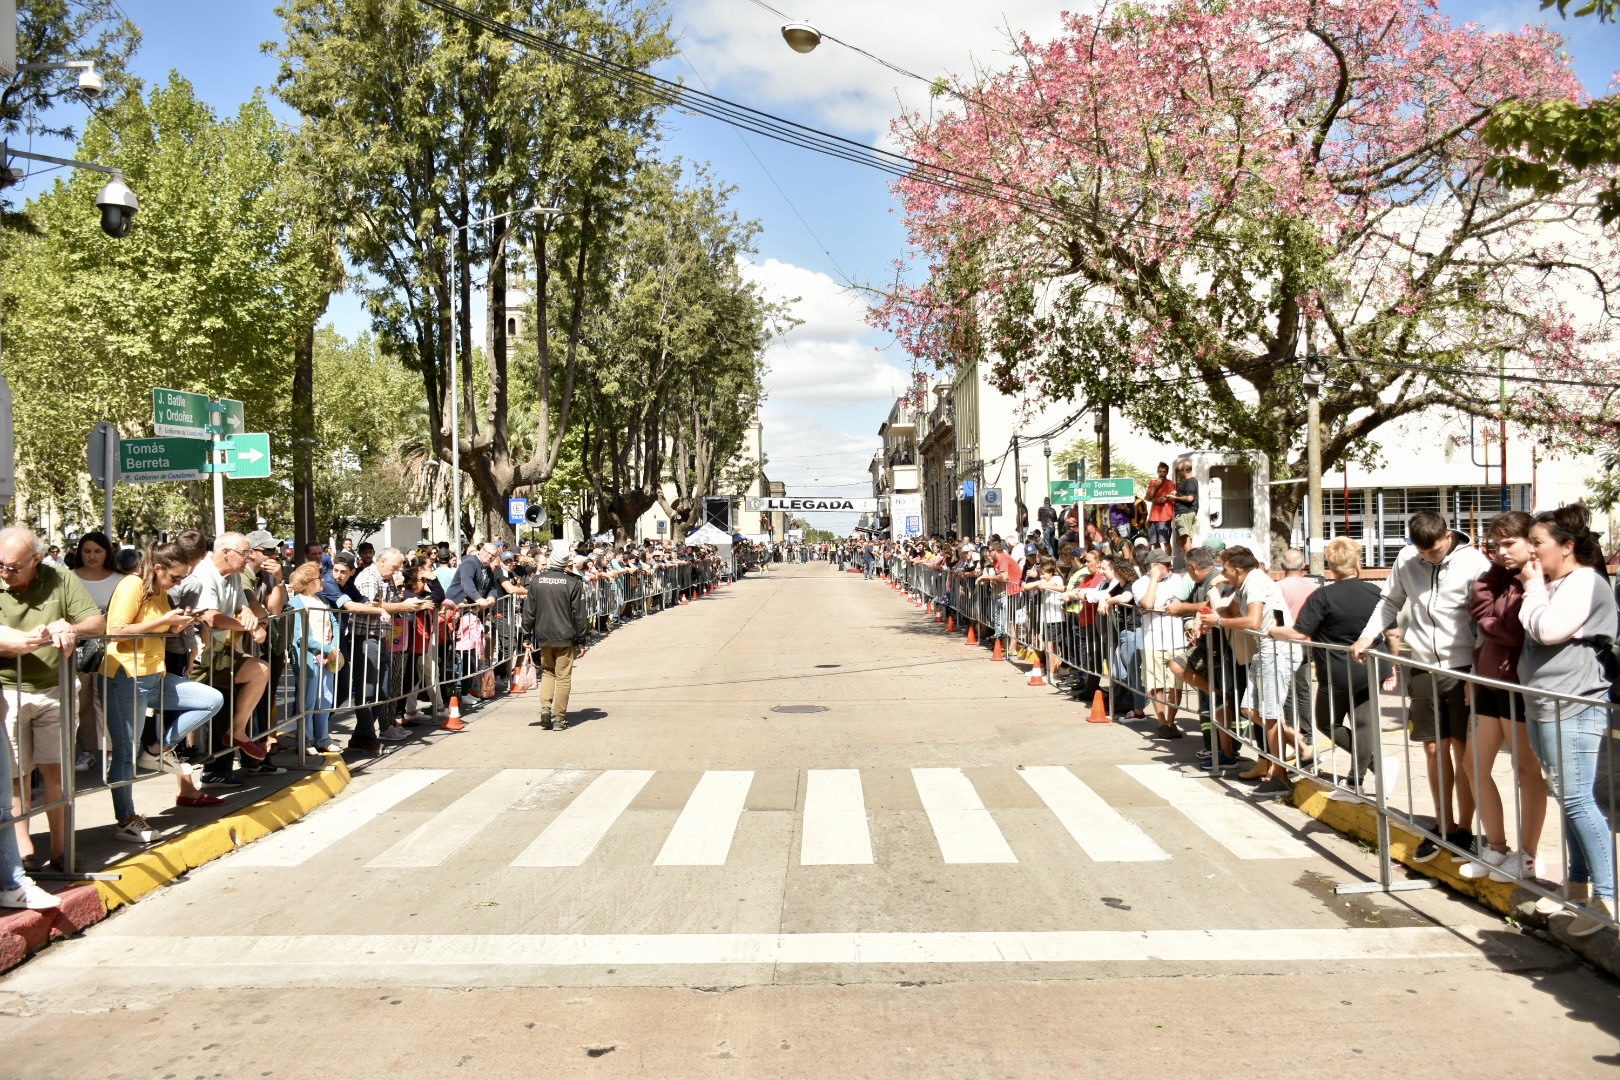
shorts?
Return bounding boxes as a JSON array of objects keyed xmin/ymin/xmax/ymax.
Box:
[
  {"xmin": 1141, "ymin": 648, "xmax": 1179, "ymax": 693},
  {"xmin": 1173, "ymin": 512, "xmax": 1197, "ymax": 538},
  {"xmin": 1148, "ymin": 521, "xmax": 1172, "ymax": 545},
  {"xmin": 1407, "ymin": 668, "xmax": 1470, "ymax": 743},
  {"xmin": 2, "ymin": 685, "xmax": 64, "ymax": 772},
  {"xmin": 1240, "ymin": 641, "xmax": 1302, "ymax": 722},
  {"xmin": 1472, "ymin": 683, "xmax": 1528, "ymax": 723}
]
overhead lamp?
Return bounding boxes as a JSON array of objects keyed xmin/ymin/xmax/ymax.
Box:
[{"xmin": 781, "ymin": 22, "xmax": 822, "ymax": 53}]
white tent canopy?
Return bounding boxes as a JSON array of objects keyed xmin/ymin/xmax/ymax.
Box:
[{"xmin": 682, "ymin": 522, "xmax": 731, "ymax": 547}]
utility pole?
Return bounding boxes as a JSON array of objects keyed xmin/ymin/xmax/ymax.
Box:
[{"xmin": 1304, "ymin": 324, "xmax": 1325, "ymax": 577}]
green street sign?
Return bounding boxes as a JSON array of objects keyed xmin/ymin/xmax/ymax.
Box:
[
  {"xmin": 1049, "ymin": 480, "xmax": 1080, "ymax": 503},
  {"xmin": 152, "ymin": 388, "xmax": 210, "ymax": 438},
  {"xmin": 224, "ymin": 432, "xmax": 271, "ymax": 479},
  {"xmin": 219, "ymin": 398, "xmax": 246, "ymax": 436},
  {"xmin": 1081, "ymin": 477, "xmax": 1137, "ymax": 502},
  {"xmin": 119, "ymin": 437, "xmax": 208, "ymax": 483}
]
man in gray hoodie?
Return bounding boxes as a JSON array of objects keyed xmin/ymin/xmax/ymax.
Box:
[
  {"xmin": 520, "ymin": 542, "xmax": 591, "ymax": 731},
  {"xmin": 1352, "ymin": 510, "xmax": 1490, "ymax": 862}
]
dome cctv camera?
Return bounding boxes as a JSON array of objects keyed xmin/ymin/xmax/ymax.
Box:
[
  {"xmin": 77, "ymin": 67, "xmax": 105, "ymax": 97},
  {"xmin": 95, "ymin": 177, "xmax": 137, "ymax": 238}
]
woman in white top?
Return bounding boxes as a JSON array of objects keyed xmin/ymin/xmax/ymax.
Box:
[
  {"xmin": 1517, "ymin": 505, "xmax": 1617, "ymax": 937},
  {"xmin": 286, "ymin": 563, "xmax": 341, "ymax": 757},
  {"xmin": 71, "ymin": 532, "xmax": 125, "ymax": 773}
]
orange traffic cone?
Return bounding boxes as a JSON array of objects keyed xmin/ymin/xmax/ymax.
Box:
[
  {"xmin": 441, "ymin": 695, "xmax": 467, "ymax": 732},
  {"xmin": 1028, "ymin": 658, "xmax": 1046, "ymax": 686},
  {"xmin": 946, "ymin": 612, "xmax": 955, "ymax": 631},
  {"xmin": 933, "ymin": 605, "xmax": 943, "ymax": 623},
  {"xmin": 965, "ymin": 622, "xmax": 978, "ymax": 645},
  {"xmin": 991, "ymin": 637, "xmax": 1004, "ymax": 661},
  {"xmin": 1087, "ymin": 690, "xmax": 1109, "ymax": 724},
  {"xmin": 680, "ymin": 592, "xmax": 689, "ymax": 605}
]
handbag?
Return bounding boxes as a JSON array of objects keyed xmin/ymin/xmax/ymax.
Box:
[
  {"xmin": 74, "ymin": 637, "xmax": 105, "ymax": 675},
  {"xmin": 478, "ymin": 667, "xmax": 497, "ymax": 699},
  {"xmin": 323, "ymin": 648, "xmax": 346, "ymax": 673},
  {"xmin": 512, "ymin": 653, "xmax": 537, "ymax": 694},
  {"xmin": 1588, "ymin": 636, "xmax": 1620, "ymax": 703}
]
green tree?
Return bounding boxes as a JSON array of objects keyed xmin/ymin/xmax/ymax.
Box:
[
  {"xmin": 1, "ymin": 75, "xmax": 333, "ymax": 529},
  {"xmin": 272, "ymin": 0, "xmax": 673, "ymax": 542},
  {"xmin": 309, "ymin": 327, "xmax": 419, "ymax": 541},
  {"xmin": 0, "ymin": 0, "xmax": 138, "ymax": 143}
]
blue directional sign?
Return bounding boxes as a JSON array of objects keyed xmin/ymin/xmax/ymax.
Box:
[
  {"xmin": 507, "ymin": 497, "xmax": 528, "ymax": 525},
  {"xmin": 961, "ymin": 479, "xmax": 975, "ymax": 498}
]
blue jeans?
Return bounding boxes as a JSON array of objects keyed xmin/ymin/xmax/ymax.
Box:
[
  {"xmin": 0, "ymin": 719, "xmax": 25, "ymax": 890},
  {"xmin": 300, "ymin": 656, "xmax": 336, "ymax": 746},
  {"xmin": 1111, "ymin": 626, "xmax": 1147, "ymax": 713},
  {"xmin": 104, "ymin": 670, "xmax": 224, "ymax": 822},
  {"xmin": 1527, "ymin": 705, "xmax": 1616, "ymax": 901}
]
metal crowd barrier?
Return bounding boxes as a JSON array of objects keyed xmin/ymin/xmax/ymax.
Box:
[
  {"xmin": 881, "ymin": 555, "xmax": 1617, "ymax": 933},
  {"xmin": 3, "ymin": 558, "xmax": 735, "ymax": 883}
]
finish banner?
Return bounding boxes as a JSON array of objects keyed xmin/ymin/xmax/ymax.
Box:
[{"xmin": 744, "ymin": 496, "xmax": 878, "ymax": 513}]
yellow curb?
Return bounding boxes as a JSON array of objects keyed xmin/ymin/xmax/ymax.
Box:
[
  {"xmin": 95, "ymin": 756, "xmax": 352, "ymax": 911},
  {"xmin": 1291, "ymin": 778, "xmax": 1516, "ymax": 915}
]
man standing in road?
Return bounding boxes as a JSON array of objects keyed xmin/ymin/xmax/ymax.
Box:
[
  {"xmin": 1351, "ymin": 511, "xmax": 1489, "ymax": 861},
  {"xmin": 521, "ymin": 542, "xmax": 591, "ymax": 731},
  {"xmin": 0, "ymin": 527, "xmax": 104, "ymax": 872}
]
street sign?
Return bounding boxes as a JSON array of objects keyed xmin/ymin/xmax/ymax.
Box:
[
  {"xmin": 119, "ymin": 436, "xmax": 208, "ymax": 483},
  {"xmin": 87, "ymin": 421, "xmax": 120, "ymax": 489},
  {"xmin": 982, "ymin": 487, "xmax": 1003, "ymax": 516},
  {"xmin": 224, "ymin": 432, "xmax": 271, "ymax": 479},
  {"xmin": 1081, "ymin": 477, "xmax": 1136, "ymax": 502},
  {"xmin": 507, "ymin": 497, "xmax": 528, "ymax": 525},
  {"xmin": 152, "ymin": 387, "xmax": 210, "ymax": 438},
  {"xmin": 961, "ymin": 479, "xmax": 975, "ymax": 499},
  {"xmin": 219, "ymin": 398, "xmax": 246, "ymax": 436},
  {"xmin": 1049, "ymin": 480, "xmax": 1080, "ymax": 503},
  {"xmin": 656, "ymin": 520, "xmax": 667, "ymax": 534}
]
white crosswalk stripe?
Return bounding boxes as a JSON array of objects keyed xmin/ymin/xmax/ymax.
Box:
[
  {"xmin": 243, "ymin": 765, "xmax": 1315, "ymax": 871},
  {"xmin": 368, "ymin": 769, "xmax": 555, "ymax": 868},
  {"xmin": 1017, "ymin": 766, "xmax": 1170, "ymax": 862},
  {"xmin": 800, "ymin": 768, "xmax": 874, "ymax": 865},
  {"xmin": 911, "ymin": 768, "xmax": 1017, "ymax": 863},
  {"xmin": 655, "ymin": 770, "xmax": 754, "ymax": 866},
  {"xmin": 511, "ymin": 769, "xmax": 655, "ymax": 867},
  {"xmin": 1117, "ymin": 764, "xmax": 1313, "ymax": 860},
  {"xmin": 235, "ymin": 769, "xmax": 451, "ymax": 867}
]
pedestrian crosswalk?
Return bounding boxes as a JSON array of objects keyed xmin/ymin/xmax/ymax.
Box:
[{"xmin": 237, "ymin": 763, "xmax": 1316, "ymax": 871}]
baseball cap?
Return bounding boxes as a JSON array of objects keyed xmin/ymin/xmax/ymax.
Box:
[
  {"xmin": 1202, "ymin": 536, "xmax": 1227, "ymax": 552},
  {"xmin": 1148, "ymin": 551, "xmax": 1173, "ymax": 565},
  {"xmin": 333, "ymin": 551, "xmax": 358, "ymax": 569},
  {"xmin": 244, "ymin": 529, "xmax": 278, "ymax": 552}
]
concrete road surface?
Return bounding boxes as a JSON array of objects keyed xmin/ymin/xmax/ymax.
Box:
[{"xmin": 2, "ymin": 563, "xmax": 1616, "ymax": 1078}]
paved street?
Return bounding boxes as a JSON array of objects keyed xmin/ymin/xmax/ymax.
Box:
[{"xmin": 2, "ymin": 563, "xmax": 1617, "ymax": 1077}]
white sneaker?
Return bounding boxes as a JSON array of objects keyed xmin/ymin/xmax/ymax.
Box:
[
  {"xmin": 137, "ymin": 748, "xmax": 194, "ymax": 777},
  {"xmin": 1489, "ymin": 850, "xmax": 1536, "ymax": 884},
  {"xmin": 0, "ymin": 877, "xmax": 60, "ymax": 911},
  {"xmin": 1458, "ymin": 845, "xmax": 1512, "ymax": 880},
  {"xmin": 74, "ymin": 750, "xmax": 93, "ymax": 772},
  {"xmin": 116, "ymin": 816, "xmax": 158, "ymax": 843}
]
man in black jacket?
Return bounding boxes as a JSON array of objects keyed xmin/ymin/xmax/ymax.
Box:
[{"xmin": 520, "ymin": 543, "xmax": 591, "ymax": 730}]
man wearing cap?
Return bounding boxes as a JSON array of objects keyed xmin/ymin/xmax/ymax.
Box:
[{"xmin": 521, "ymin": 543, "xmax": 591, "ymax": 730}]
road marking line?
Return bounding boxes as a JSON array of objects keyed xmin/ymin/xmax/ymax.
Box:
[
  {"xmin": 655, "ymin": 771, "xmax": 754, "ymax": 866},
  {"xmin": 24, "ymin": 928, "xmax": 1483, "ymax": 975},
  {"xmin": 367, "ymin": 770, "xmax": 554, "ymax": 868},
  {"xmin": 911, "ymin": 768, "xmax": 1018, "ymax": 864},
  {"xmin": 233, "ymin": 769, "xmax": 451, "ymax": 867},
  {"xmin": 510, "ymin": 770, "xmax": 654, "ymax": 867},
  {"xmin": 1117, "ymin": 764, "xmax": 1312, "ymax": 859},
  {"xmin": 1017, "ymin": 766, "xmax": 1170, "ymax": 862},
  {"xmin": 800, "ymin": 769, "xmax": 873, "ymax": 865}
]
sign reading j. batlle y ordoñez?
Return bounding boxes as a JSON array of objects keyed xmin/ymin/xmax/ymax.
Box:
[{"xmin": 744, "ymin": 496, "xmax": 878, "ymax": 513}]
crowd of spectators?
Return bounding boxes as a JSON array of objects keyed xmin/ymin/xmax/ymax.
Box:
[{"xmin": 0, "ymin": 525, "xmax": 732, "ymax": 909}]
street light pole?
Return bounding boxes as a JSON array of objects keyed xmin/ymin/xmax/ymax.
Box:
[
  {"xmin": 1304, "ymin": 330, "xmax": 1326, "ymax": 577},
  {"xmin": 447, "ymin": 204, "xmax": 562, "ymax": 555}
]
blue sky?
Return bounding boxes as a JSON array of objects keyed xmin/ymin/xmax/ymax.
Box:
[{"xmin": 13, "ymin": 0, "xmax": 1617, "ymax": 507}]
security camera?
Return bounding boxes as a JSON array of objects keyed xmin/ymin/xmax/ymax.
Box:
[
  {"xmin": 95, "ymin": 177, "xmax": 137, "ymax": 238},
  {"xmin": 77, "ymin": 67, "xmax": 105, "ymax": 97}
]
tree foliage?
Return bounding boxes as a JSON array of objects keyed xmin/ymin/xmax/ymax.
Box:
[
  {"xmin": 1, "ymin": 75, "xmax": 333, "ymax": 530},
  {"xmin": 272, "ymin": 0, "xmax": 674, "ymax": 538},
  {"xmin": 873, "ymin": 0, "xmax": 1620, "ymax": 548},
  {"xmin": 0, "ymin": 0, "xmax": 138, "ymax": 143}
]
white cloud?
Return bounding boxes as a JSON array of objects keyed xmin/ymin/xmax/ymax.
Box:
[
  {"xmin": 674, "ymin": 0, "xmax": 1078, "ymax": 138},
  {"xmin": 743, "ymin": 257, "xmax": 912, "ymax": 406}
]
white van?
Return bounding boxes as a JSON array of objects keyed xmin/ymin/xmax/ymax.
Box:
[{"xmin": 1171, "ymin": 450, "xmax": 1271, "ymax": 556}]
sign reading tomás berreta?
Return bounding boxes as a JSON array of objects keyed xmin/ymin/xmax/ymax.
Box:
[{"xmin": 744, "ymin": 496, "xmax": 879, "ymax": 513}]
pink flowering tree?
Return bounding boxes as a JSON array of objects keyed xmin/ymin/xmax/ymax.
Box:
[{"xmin": 872, "ymin": 0, "xmax": 1619, "ymax": 547}]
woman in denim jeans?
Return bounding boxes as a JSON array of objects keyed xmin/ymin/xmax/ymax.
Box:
[
  {"xmin": 102, "ymin": 540, "xmax": 227, "ymax": 842},
  {"xmin": 1517, "ymin": 504, "xmax": 1618, "ymax": 938},
  {"xmin": 286, "ymin": 562, "xmax": 339, "ymax": 756}
]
